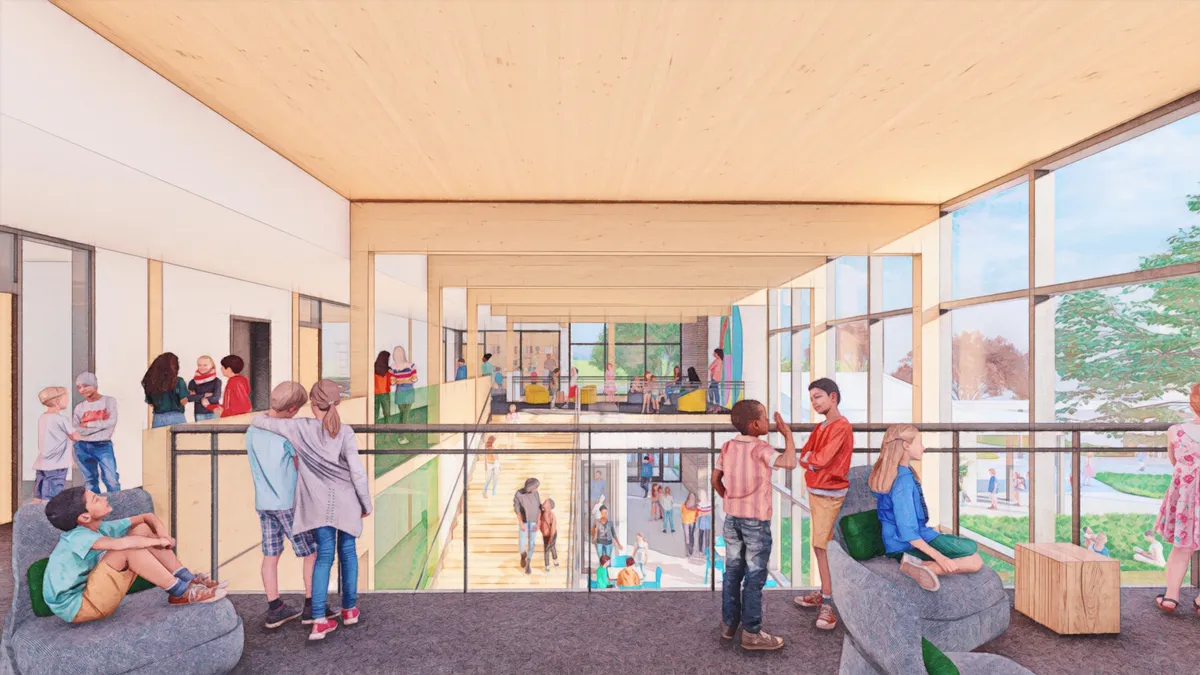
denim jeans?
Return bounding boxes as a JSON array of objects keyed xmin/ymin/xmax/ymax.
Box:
[
  {"xmin": 483, "ymin": 466, "xmax": 500, "ymax": 495},
  {"xmin": 640, "ymin": 477, "xmax": 650, "ymax": 497},
  {"xmin": 662, "ymin": 509, "xmax": 676, "ymax": 532},
  {"xmin": 194, "ymin": 412, "xmax": 216, "ymax": 421},
  {"xmin": 518, "ymin": 523, "xmax": 538, "ymax": 569},
  {"xmin": 74, "ymin": 440, "xmax": 121, "ymax": 493},
  {"xmin": 595, "ymin": 542, "xmax": 613, "ymax": 560},
  {"xmin": 152, "ymin": 411, "xmax": 187, "ymax": 428},
  {"xmin": 683, "ymin": 522, "xmax": 697, "ymax": 556},
  {"xmin": 311, "ymin": 526, "xmax": 357, "ymax": 618},
  {"xmin": 722, "ymin": 516, "xmax": 772, "ymax": 634}
]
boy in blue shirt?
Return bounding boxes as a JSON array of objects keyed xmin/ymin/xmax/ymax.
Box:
[
  {"xmin": 43, "ymin": 487, "xmax": 225, "ymax": 623},
  {"xmin": 248, "ymin": 381, "xmax": 322, "ymax": 628}
]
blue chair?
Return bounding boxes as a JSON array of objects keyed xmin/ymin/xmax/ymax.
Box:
[
  {"xmin": 716, "ymin": 536, "xmax": 726, "ymax": 548},
  {"xmin": 702, "ymin": 551, "xmax": 726, "ymax": 585},
  {"xmin": 642, "ymin": 567, "xmax": 664, "ymax": 589}
]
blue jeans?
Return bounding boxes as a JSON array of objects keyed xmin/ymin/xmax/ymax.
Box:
[
  {"xmin": 482, "ymin": 466, "xmax": 500, "ymax": 495},
  {"xmin": 595, "ymin": 543, "xmax": 613, "ymax": 560},
  {"xmin": 663, "ymin": 509, "xmax": 676, "ymax": 532},
  {"xmin": 722, "ymin": 516, "xmax": 772, "ymax": 634},
  {"xmin": 194, "ymin": 411, "xmax": 216, "ymax": 421},
  {"xmin": 311, "ymin": 527, "xmax": 357, "ymax": 618},
  {"xmin": 152, "ymin": 411, "xmax": 187, "ymax": 428},
  {"xmin": 74, "ymin": 440, "xmax": 120, "ymax": 493},
  {"xmin": 518, "ymin": 523, "xmax": 538, "ymax": 569}
]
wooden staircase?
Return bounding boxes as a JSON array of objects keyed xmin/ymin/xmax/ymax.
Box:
[{"xmin": 430, "ymin": 420, "xmax": 577, "ymax": 590}]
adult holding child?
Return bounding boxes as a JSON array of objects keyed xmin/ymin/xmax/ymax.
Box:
[{"xmin": 1153, "ymin": 382, "xmax": 1200, "ymax": 615}]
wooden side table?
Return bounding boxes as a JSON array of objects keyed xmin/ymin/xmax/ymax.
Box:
[{"xmin": 1014, "ymin": 542, "xmax": 1120, "ymax": 634}]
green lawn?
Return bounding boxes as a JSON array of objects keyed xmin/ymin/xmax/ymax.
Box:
[
  {"xmin": 980, "ymin": 550, "xmax": 1014, "ymax": 585},
  {"xmin": 960, "ymin": 513, "xmax": 1171, "ymax": 574},
  {"xmin": 1095, "ymin": 472, "xmax": 1171, "ymax": 499}
]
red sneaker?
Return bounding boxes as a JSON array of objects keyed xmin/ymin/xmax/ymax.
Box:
[
  {"xmin": 341, "ymin": 607, "xmax": 360, "ymax": 625},
  {"xmin": 308, "ymin": 618, "xmax": 338, "ymax": 641}
]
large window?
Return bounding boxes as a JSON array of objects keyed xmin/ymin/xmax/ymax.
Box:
[
  {"xmin": 951, "ymin": 181, "xmax": 1029, "ymax": 299},
  {"xmin": 568, "ymin": 323, "xmax": 606, "ymax": 376},
  {"xmin": 613, "ymin": 323, "xmax": 681, "ymax": 377}
]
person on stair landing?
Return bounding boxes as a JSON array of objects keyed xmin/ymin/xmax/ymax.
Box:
[
  {"xmin": 539, "ymin": 498, "xmax": 559, "ymax": 572},
  {"xmin": 870, "ymin": 424, "xmax": 984, "ymax": 593},
  {"xmin": 514, "ymin": 478, "xmax": 543, "ymax": 575},
  {"xmin": 792, "ymin": 378, "xmax": 854, "ymax": 631},
  {"xmin": 250, "ymin": 380, "xmax": 373, "ymax": 642}
]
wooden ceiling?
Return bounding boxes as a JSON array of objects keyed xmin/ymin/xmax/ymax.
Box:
[{"xmin": 54, "ymin": 0, "xmax": 1200, "ymax": 203}]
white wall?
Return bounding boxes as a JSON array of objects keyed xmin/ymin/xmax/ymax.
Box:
[
  {"xmin": 411, "ymin": 320, "xmax": 429, "ymax": 383},
  {"xmin": 738, "ymin": 305, "xmax": 768, "ymax": 402},
  {"xmin": 95, "ymin": 250, "xmax": 149, "ymax": 486},
  {"xmin": 376, "ymin": 313, "xmax": 410, "ymax": 362},
  {"xmin": 0, "ymin": 0, "xmax": 349, "ymax": 302},
  {"xmin": 162, "ymin": 265, "xmax": 292, "ymax": 410}
]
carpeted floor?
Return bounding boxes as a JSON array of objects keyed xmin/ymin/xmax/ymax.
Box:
[
  {"xmin": 227, "ymin": 587, "xmax": 1198, "ymax": 675},
  {"xmin": 2, "ymin": 519, "xmax": 1196, "ymax": 675}
]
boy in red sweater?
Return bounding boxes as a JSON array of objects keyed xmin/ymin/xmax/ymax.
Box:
[
  {"xmin": 793, "ymin": 378, "xmax": 853, "ymax": 630},
  {"xmin": 208, "ymin": 355, "xmax": 252, "ymax": 418}
]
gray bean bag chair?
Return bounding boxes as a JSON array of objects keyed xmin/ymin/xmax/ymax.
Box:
[{"xmin": 2, "ymin": 488, "xmax": 243, "ymax": 675}]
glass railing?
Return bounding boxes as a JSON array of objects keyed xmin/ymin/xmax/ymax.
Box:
[{"xmin": 158, "ymin": 419, "xmax": 1197, "ymax": 593}]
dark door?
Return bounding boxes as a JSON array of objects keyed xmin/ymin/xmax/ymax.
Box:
[{"xmin": 230, "ymin": 317, "xmax": 271, "ymax": 411}]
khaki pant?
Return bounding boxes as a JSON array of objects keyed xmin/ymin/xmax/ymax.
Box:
[
  {"xmin": 73, "ymin": 558, "xmax": 137, "ymax": 623},
  {"xmin": 809, "ymin": 494, "xmax": 846, "ymax": 550}
]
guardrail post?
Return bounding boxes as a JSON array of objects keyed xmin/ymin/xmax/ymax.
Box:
[
  {"xmin": 1071, "ymin": 431, "xmax": 1082, "ymax": 546},
  {"xmin": 170, "ymin": 431, "xmax": 178, "ymax": 540},
  {"xmin": 586, "ymin": 430, "xmax": 592, "ymax": 594},
  {"xmin": 951, "ymin": 431, "xmax": 960, "ymax": 537},
  {"xmin": 210, "ymin": 432, "xmax": 219, "ymax": 581},
  {"xmin": 463, "ymin": 429, "xmax": 469, "ymax": 593},
  {"xmin": 710, "ymin": 430, "xmax": 716, "ymax": 594}
]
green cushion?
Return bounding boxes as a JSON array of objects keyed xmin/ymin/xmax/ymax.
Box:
[
  {"xmin": 839, "ymin": 509, "xmax": 886, "ymax": 561},
  {"xmin": 27, "ymin": 558, "xmax": 157, "ymax": 618},
  {"xmin": 922, "ymin": 637, "xmax": 960, "ymax": 675}
]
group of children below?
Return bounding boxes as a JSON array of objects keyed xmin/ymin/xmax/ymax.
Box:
[
  {"xmin": 39, "ymin": 378, "xmax": 372, "ymax": 643},
  {"xmin": 143, "ymin": 352, "xmax": 252, "ymax": 428},
  {"xmin": 714, "ymin": 378, "xmax": 983, "ymax": 651},
  {"xmin": 33, "ymin": 374, "xmax": 120, "ymax": 503}
]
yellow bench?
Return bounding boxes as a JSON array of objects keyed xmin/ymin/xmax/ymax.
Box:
[{"xmin": 579, "ymin": 385, "xmax": 597, "ymax": 405}]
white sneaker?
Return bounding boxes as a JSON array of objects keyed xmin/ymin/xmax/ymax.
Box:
[{"xmin": 900, "ymin": 553, "xmax": 941, "ymax": 592}]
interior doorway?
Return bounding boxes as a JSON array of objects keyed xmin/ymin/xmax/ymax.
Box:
[
  {"xmin": 518, "ymin": 330, "xmax": 560, "ymax": 376},
  {"xmin": 230, "ymin": 317, "xmax": 271, "ymax": 411}
]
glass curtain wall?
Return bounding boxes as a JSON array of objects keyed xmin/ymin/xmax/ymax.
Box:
[
  {"xmin": 942, "ymin": 109, "xmax": 1200, "ymax": 584},
  {"xmin": 614, "ymin": 323, "xmax": 681, "ymax": 378}
]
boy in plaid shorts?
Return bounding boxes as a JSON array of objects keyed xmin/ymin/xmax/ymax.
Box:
[{"xmin": 247, "ymin": 382, "xmax": 321, "ymax": 628}]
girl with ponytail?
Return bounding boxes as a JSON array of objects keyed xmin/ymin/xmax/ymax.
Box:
[
  {"xmin": 251, "ymin": 379, "xmax": 372, "ymax": 641},
  {"xmin": 871, "ymin": 424, "xmax": 984, "ymax": 593}
]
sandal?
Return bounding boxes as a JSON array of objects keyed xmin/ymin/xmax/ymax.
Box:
[{"xmin": 1155, "ymin": 595, "xmax": 1178, "ymax": 613}]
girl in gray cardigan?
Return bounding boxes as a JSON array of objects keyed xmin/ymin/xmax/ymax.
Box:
[{"xmin": 251, "ymin": 380, "xmax": 372, "ymax": 641}]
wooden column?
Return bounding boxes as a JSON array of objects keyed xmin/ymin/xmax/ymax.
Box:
[
  {"xmin": 348, "ymin": 228, "xmax": 375, "ymax": 399},
  {"xmin": 427, "ymin": 284, "xmax": 443, "ymax": 385},
  {"xmin": 291, "ymin": 293, "xmax": 301, "ymax": 381},
  {"xmin": 466, "ymin": 290, "xmax": 480, "ymax": 377}
]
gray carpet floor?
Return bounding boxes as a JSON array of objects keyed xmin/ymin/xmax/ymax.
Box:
[
  {"xmin": 227, "ymin": 587, "xmax": 1197, "ymax": 675},
  {"xmin": 2, "ymin": 520, "xmax": 1195, "ymax": 675}
]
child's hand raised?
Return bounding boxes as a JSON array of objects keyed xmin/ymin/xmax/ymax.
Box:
[{"xmin": 774, "ymin": 412, "xmax": 792, "ymax": 437}]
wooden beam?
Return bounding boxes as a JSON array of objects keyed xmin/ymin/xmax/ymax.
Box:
[
  {"xmin": 494, "ymin": 304, "xmax": 730, "ymax": 318},
  {"xmin": 428, "ymin": 255, "xmax": 823, "ymax": 289},
  {"xmin": 476, "ymin": 287, "xmax": 752, "ymax": 307},
  {"xmin": 355, "ymin": 202, "xmax": 936, "ymax": 255},
  {"xmin": 510, "ymin": 314, "xmax": 700, "ymax": 324}
]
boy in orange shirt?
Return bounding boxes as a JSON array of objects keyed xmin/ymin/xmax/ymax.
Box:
[{"xmin": 793, "ymin": 378, "xmax": 853, "ymax": 630}]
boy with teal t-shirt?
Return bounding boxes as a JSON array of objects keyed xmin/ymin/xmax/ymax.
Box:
[{"xmin": 42, "ymin": 487, "xmax": 225, "ymax": 623}]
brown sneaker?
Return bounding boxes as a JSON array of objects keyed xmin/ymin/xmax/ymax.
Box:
[
  {"xmin": 721, "ymin": 623, "xmax": 739, "ymax": 640},
  {"xmin": 794, "ymin": 590, "xmax": 823, "ymax": 608},
  {"xmin": 189, "ymin": 574, "xmax": 229, "ymax": 590},
  {"xmin": 815, "ymin": 604, "xmax": 839, "ymax": 630},
  {"xmin": 168, "ymin": 584, "xmax": 227, "ymax": 606},
  {"xmin": 740, "ymin": 629, "xmax": 784, "ymax": 651}
]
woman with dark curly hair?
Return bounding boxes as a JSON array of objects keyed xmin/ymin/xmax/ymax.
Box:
[{"xmin": 142, "ymin": 352, "xmax": 190, "ymax": 428}]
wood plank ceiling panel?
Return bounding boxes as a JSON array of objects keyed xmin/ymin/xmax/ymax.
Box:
[{"xmin": 54, "ymin": 0, "xmax": 1200, "ymax": 202}]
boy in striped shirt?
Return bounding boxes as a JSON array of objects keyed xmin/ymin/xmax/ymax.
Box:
[{"xmin": 711, "ymin": 399, "xmax": 797, "ymax": 651}]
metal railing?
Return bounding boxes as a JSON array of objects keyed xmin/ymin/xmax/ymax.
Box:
[
  {"xmin": 168, "ymin": 420, "xmax": 1196, "ymax": 590},
  {"xmin": 507, "ymin": 375, "xmax": 746, "ymax": 411}
]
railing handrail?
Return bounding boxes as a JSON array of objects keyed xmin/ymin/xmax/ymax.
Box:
[{"xmin": 172, "ymin": 421, "xmax": 1177, "ymax": 434}]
